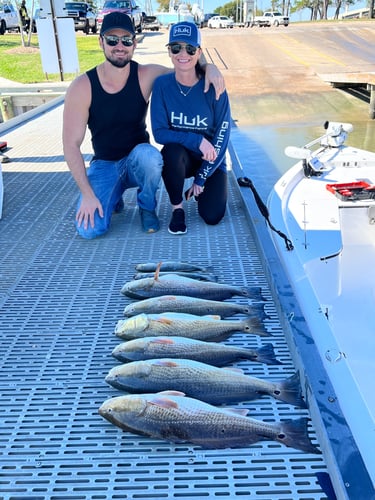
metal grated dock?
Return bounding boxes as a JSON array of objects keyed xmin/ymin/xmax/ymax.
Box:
[{"xmin": 0, "ymin": 104, "xmax": 328, "ymax": 499}]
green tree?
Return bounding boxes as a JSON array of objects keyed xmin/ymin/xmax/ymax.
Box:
[
  {"xmin": 291, "ymin": 0, "xmax": 358, "ymax": 19},
  {"xmin": 213, "ymin": 1, "xmax": 236, "ymax": 18},
  {"xmin": 157, "ymin": 0, "xmax": 170, "ymax": 11}
]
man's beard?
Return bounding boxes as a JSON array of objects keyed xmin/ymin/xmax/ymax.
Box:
[{"xmin": 105, "ymin": 53, "xmax": 131, "ymax": 68}]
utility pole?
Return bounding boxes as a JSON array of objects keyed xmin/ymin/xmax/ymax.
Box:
[{"xmin": 370, "ymin": 0, "xmax": 374, "ymax": 18}]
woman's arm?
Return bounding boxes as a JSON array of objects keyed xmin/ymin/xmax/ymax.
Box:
[{"xmin": 194, "ymin": 91, "xmax": 232, "ymax": 186}]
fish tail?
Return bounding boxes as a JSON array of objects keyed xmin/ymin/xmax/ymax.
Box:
[
  {"xmin": 243, "ymin": 317, "xmax": 271, "ymax": 337},
  {"xmin": 200, "ymin": 273, "xmax": 218, "ymax": 282},
  {"xmin": 243, "ymin": 287, "xmax": 266, "ymax": 302},
  {"xmin": 254, "ymin": 344, "xmax": 282, "ymax": 365},
  {"xmin": 274, "ymin": 372, "xmax": 307, "ymax": 408},
  {"xmin": 277, "ymin": 418, "xmax": 321, "ymax": 454},
  {"xmin": 247, "ymin": 302, "xmax": 270, "ymax": 321}
]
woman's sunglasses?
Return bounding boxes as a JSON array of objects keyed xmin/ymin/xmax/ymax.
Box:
[
  {"xmin": 169, "ymin": 43, "xmax": 198, "ymax": 56},
  {"xmin": 103, "ymin": 35, "xmax": 135, "ymax": 47}
]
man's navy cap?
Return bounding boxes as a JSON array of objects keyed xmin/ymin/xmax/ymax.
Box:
[
  {"xmin": 168, "ymin": 22, "xmax": 201, "ymax": 47},
  {"xmin": 100, "ymin": 12, "xmax": 135, "ymax": 36}
]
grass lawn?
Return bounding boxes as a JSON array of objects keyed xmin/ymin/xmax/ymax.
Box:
[{"xmin": 0, "ymin": 33, "xmax": 103, "ymax": 84}]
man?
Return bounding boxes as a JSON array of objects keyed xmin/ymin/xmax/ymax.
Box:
[
  {"xmin": 19, "ymin": 0, "xmax": 30, "ymax": 32},
  {"xmin": 63, "ymin": 12, "xmax": 224, "ymax": 239}
]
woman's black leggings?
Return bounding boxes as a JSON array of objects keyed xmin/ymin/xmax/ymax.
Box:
[{"xmin": 161, "ymin": 143, "xmax": 227, "ymax": 225}]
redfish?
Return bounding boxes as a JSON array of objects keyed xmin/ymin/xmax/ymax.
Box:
[
  {"xmin": 121, "ymin": 274, "xmax": 264, "ymax": 301},
  {"xmin": 135, "ymin": 261, "xmax": 214, "ymax": 273},
  {"xmin": 115, "ymin": 312, "xmax": 269, "ymax": 340},
  {"xmin": 105, "ymin": 358, "xmax": 306, "ymax": 408},
  {"xmin": 112, "ymin": 336, "xmax": 281, "ymax": 366},
  {"xmin": 123, "ymin": 295, "xmax": 265, "ymax": 319},
  {"xmin": 98, "ymin": 392, "xmax": 320, "ymax": 454}
]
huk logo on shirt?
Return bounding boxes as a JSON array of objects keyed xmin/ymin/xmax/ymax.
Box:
[{"xmin": 171, "ymin": 111, "xmax": 208, "ymax": 128}]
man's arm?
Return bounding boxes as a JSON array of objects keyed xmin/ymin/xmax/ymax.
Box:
[
  {"xmin": 63, "ymin": 75, "xmax": 103, "ymax": 230},
  {"xmin": 198, "ymin": 51, "xmax": 226, "ymax": 100},
  {"xmin": 139, "ymin": 61, "xmax": 225, "ymax": 102}
]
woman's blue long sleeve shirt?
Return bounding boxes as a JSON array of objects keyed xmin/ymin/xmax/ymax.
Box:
[{"xmin": 151, "ymin": 73, "xmax": 231, "ymax": 186}]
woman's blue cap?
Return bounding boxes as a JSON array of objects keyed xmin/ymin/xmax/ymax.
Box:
[{"xmin": 168, "ymin": 22, "xmax": 201, "ymax": 47}]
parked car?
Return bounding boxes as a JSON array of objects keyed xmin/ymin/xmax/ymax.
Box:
[
  {"xmin": 64, "ymin": 2, "xmax": 97, "ymax": 34},
  {"xmin": 97, "ymin": 0, "xmax": 143, "ymax": 33},
  {"xmin": 0, "ymin": 2, "xmax": 19, "ymax": 35},
  {"xmin": 142, "ymin": 14, "xmax": 160, "ymax": 31},
  {"xmin": 208, "ymin": 15, "xmax": 234, "ymax": 29},
  {"xmin": 201, "ymin": 12, "xmax": 215, "ymax": 28},
  {"xmin": 251, "ymin": 11, "xmax": 289, "ymax": 27}
]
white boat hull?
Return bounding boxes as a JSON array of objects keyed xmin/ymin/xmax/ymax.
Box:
[{"xmin": 267, "ymin": 124, "xmax": 375, "ymax": 492}]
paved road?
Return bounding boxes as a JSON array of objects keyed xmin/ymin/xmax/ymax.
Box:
[{"xmin": 1, "ymin": 21, "xmax": 374, "ymax": 151}]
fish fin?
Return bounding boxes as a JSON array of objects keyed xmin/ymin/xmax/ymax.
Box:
[
  {"xmin": 223, "ymin": 408, "xmax": 249, "ymax": 416},
  {"xmin": 150, "ymin": 338, "xmax": 176, "ymax": 345},
  {"xmin": 254, "ymin": 344, "xmax": 282, "ymax": 365},
  {"xmin": 159, "ymin": 295, "xmax": 178, "ymax": 302},
  {"xmin": 156, "ymin": 390, "xmax": 186, "ymax": 396},
  {"xmin": 243, "ymin": 286, "xmax": 266, "ymax": 302},
  {"xmin": 222, "ymin": 367, "xmax": 245, "ymax": 374},
  {"xmin": 154, "ymin": 262, "xmax": 162, "ymax": 281},
  {"xmin": 243, "ymin": 317, "xmax": 272, "ymax": 337},
  {"xmin": 198, "ymin": 273, "xmax": 218, "ymax": 282},
  {"xmin": 244, "ymin": 301, "xmax": 268, "ymax": 317},
  {"xmin": 152, "ymin": 360, "xmax": 179, "ymax": 367},
  {"xmin": 148, "ymin": 397, "xmax": 179, "ymax": 409},
  {"xmin": 277, "ymin": 418, "xmax": 321, "ymax": 454},
  {"xmin": 155, "ymin": 317, "xmax": 174, "ymax": 326},
  {"xmin": 274, "ymin": 372, "xmax": 307, "ymax": 408}
]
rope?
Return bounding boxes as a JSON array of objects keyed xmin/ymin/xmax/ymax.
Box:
[{"xmin": 237, "ymin": 177, "xmax": 294, "ymax": 251}]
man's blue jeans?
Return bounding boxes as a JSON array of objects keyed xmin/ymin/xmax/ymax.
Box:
[{"xmin": 75, "ymin": 143, "xmax": 163, "ymax": 239}]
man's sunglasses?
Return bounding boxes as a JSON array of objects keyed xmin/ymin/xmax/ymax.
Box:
[
  {"xmin": 169, "ymin": 43, "xmax": 198, "ymax": 56},
  {"xmin": 102, "ymin": 35, "xmax": 135, "ymax": 47}
]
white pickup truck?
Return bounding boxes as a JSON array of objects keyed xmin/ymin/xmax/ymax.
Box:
[
  {"xmin": 0, "ymin": 2, "xmax": 19, "ymax": 34},
  {"xmin": 252, "ymin": 11, "xmax": 289, "ymax": 27}
]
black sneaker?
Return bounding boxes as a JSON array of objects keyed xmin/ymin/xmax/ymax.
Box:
[{"xmin": 168, "ymin": 208, "xmax": 187, "ymax": 235}]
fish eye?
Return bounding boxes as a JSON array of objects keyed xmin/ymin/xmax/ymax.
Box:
[{"xmin": 277, "ymin": 432, "xmax": 286, "ymax": 440}]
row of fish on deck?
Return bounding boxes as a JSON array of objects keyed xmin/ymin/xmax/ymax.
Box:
[{"xmin": 98, "ymin": 261, "xmax": 320, "ymax": 454}]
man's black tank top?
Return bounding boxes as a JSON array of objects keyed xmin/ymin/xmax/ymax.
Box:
[{"xmin": 87, "ymin": 61, "xmax": 149, "ymax": 161}]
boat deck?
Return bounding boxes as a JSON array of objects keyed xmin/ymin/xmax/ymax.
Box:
[{"xmin": 0, "ymin": 103, "xmax": 331, "ymax": 499}]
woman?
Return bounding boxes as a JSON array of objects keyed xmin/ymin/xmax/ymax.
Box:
[{"xmin": 151, "ymin": 22, "xmax": 231, "ymax": 235}]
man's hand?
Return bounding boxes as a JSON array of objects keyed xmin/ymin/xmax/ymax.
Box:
[
  {"xmin": 204, "ymin": 63, "xmax": 226, "ymax": 100},
  {"xmin": 76, "ymin": 193, "xmax": 103, "ymax": 230}
]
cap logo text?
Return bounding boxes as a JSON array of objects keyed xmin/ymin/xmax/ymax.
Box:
[{"xmin": 173, "ymin": 26, "xmax": 191, "ymax": 37}]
